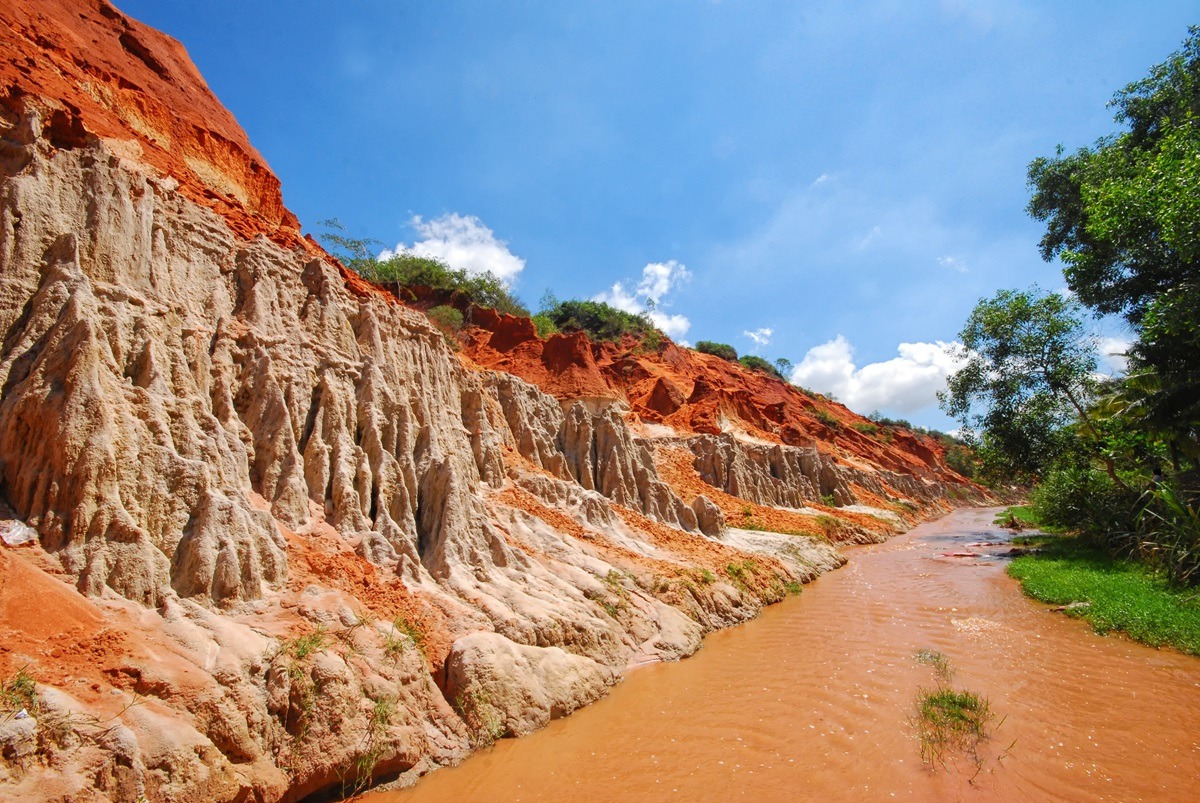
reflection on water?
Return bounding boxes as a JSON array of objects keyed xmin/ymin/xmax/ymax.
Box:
[{"xmin": 373, "ymin": 508, "xmax": 1200, "ymax": 801}]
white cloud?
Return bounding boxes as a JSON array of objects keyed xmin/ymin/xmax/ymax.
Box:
[
  {"xmin": 594, "ymin": 260, "xmax": 693, "ymax": 339},
  {"xmin": 649, "ymin": 312, "xmax": 692, "ymax": 339},
  {"xmin": 381, "ymin": 213, "xmax": 525, "ymax": 282},
  {"xmin": 856, "ymin": 225, "xmax": 882, "ymax": 250},
  {"xmin": 790, "ymin": 335, "xmax": 962, "ymax": 414},
  {"xmin": 596, "ymin": 281, "xmax": 642, "ymax": 314},
  {"xmin": 743, "ymin": 327, "xmax": 774, "ymax": 350},
  {"xmin": 636, "ymin": 260, "xmax": 692, "ymax": 302},
  {"xmin": 937, "ymin": 255, "xmax": 968, "ymax": 273},
  {"xmin": 809, "ymin": 173, "xmax": 832, "ymax": 188},
  {"xmin": 1097, "ymin": 336, "xmax": 1131, "ymax": 374}
]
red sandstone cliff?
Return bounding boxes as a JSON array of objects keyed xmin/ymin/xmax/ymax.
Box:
[{"xmin": 0, "ymin": 3, "xmax": 983, "ymax": 801}]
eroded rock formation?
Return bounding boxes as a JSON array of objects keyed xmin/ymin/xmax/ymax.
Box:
[{"xmin": 0, "ymin": 2, "xmax": 985, "ymax": 800}]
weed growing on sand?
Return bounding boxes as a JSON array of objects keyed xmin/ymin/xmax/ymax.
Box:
[
  {"xmin": 383, "ymin": 616, "xmax": 425, "ymax": 662},
  {"xmin": 278, "ymin": 626, "xmax": 332, "ymax": 741},
  {"xmin": 455, "ymin": 687, "xmax": 505, "ymax": 748},
  {"xmin": 783, "ymin": 580, "xmax": 804, "ymax": 595},
  {"xmin": 284, "ymin": 625, "xmax": 330, "ymax": 664},
  {"xmin": 344, "ymin": 694, "xmax": 397, "ymax": 796},
  {"xmin": 585, "ymin": 570, "xmax": 631, "ymax": 618},
  {"xmin": 1, "ymin": 667, "xmax": 38, "ymax": 721},
  {"xmin": 725, "ymin": 560, "xmax": 758, "ymax": 589},
  {"xmin": 911, "ymin": 650, "xmax": 1004, "ymax": 776}
]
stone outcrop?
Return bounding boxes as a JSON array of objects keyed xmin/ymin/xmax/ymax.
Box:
[
  {"xmin": 443, "ymin": 632, "xmax": 618, "ymax": 739},
  {"xmin": 0, "ymin": 2, "xmax": 987, "ymax": 801}
]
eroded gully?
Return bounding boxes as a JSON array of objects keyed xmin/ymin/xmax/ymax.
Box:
[{"xmin": 374, "ymin": 507, "xmax": 1200, "ymax": 801}]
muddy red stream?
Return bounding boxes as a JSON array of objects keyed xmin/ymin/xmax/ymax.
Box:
[{"xmin": 376, "ymin": 508, "xmax": 1200, "ymax": 801}]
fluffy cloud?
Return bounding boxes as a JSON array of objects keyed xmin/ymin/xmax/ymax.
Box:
[
  {"xmin": 743, "ymin": 327, "xmax": 774, "ymax": 350},
  {"xmin": 381, "ymin": 213, "xmax": 525, "ymax": 282},
  {"xmin": 790, "ymin": 335, "xmax": 961, "ymax": 414},
  {"xmin": 1097, "ymin": 336, "xmax": 1131, "ymax": 374},
  {"xmin": 594, "ymin": 260, "xmax": 693, "ymax": 339}
]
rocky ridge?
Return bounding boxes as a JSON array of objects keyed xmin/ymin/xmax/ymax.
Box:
[{"xmin": 0, "ymin": 3, "xmax": 984, "ymax": 801}]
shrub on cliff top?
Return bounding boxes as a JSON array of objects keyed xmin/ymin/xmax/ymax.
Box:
[
  {"xmin": 319, "ymin": 220, "xmax": 528, "ymax": 316},
  {"xmin": 738, "ymin": 354, "xmax": 785, "ymax": 380},
  {"xmin": 541, "ymin": 299, "xmax": 660, "ymax": 343},
  {"xmin": 695, "ymin": 341, "xmax": 738, "ymax": 361}
]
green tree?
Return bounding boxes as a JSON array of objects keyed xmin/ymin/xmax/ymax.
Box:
[
  {"xmin": 1027, "ymin": 26, "xmax": 1199, "ymax": 384},
  {"xmin": 939, "ymin": 288, "xmax": 1124, "ymax": 486},
  {"xmin": 694, "ymin": 341, "xmax": 738, "ymax": 362}
]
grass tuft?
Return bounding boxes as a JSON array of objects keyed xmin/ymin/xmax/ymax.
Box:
[
  {"xmin": 1, "ymin": 667, "xmax": 38, "ymax": 721},
  {"xmin": 915, "ymin": 687, "xmax": 996, "ymax": 768}
]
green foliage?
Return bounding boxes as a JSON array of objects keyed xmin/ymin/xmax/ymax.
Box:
[
  {"xmin": 911, "ymin": 651, "xmax": 998, "ymax": 771},
  {"xmin": 869, "ymin": 412, "xmax": 914, "ymax": 430},
  {"xmin": 852, "ymin": 421, "xmax": 880, "ymax": 436},
  {"xmin": 1, "ymin": 667, "xmax": 37, "ymax": 721},
  {"xmin": 541, "ymin": 299, "xmax": 660, "ymax": 343},
  {"xmin": 943, "ymin": 443, "xmax": 977, "ymax": 478},
  {"xmin": 1030, "ymin": 462, "xmax": 1140, "ymax": 535},
  {"xmin": 1134, "ymin": 484, "xmax": 1200, "ymax": 586},
  {"xmin": 738, "ymin": 354, "xmax": 785, "ymax": 380},
  {"xmin": 426, "ymin": 304, "xmax": 464, "ymax": 347},
  {"xmin": 531, "ymin": 313, "xmax": 559, "ymax": 338},
  {"xmin": 783, "ymin": 580, "xmax": 804, "ymax": 595},
  {"xmin": 455, "ymin": 687, "xmax": 505, "ymax": 748},
  {"xmin": 725, "ymin": 560, "xmax": 758, "ymax": 589},
  {"xmin": 695, "ymin": 340, "xmax": 738, "ymax": 361},
  {"xmin": 1025, "ymin": 27, "xmax": 1200, "ymax": 474},
  {"xmin": 319, "ymin": 220, "xmax": 528, "ymax": 316},
  {"xmin": 813, "ymin": 409, "xmax": 840, "ymax": 429},
  {"xmin": 382, "ymin": 615, "xmax": 425, "ymax": 661},
  {"xmin": 939, "ymin": 287, "xmax": 1101, "ymax": 483},
  {"xmin": 774, "ymin": 357, "xmax": 794, "ymax": 377},
  {"xmin": 914, "ymin": 687, "xmax": 996, "ymax": 769},
  {"xmin": 284, "ymin": 626, "xmax": 330, "ymax": 662},
  {"xmin": 993, "ymin": 505, "xmax": 1048, "ymax": 530},
  {"xmin": 1027, "ymin": 26, "xmax": 1200, "ymax": 326},
  {"xmin": 1008, "ymin": 535, "xmax": 1200, "ymax": 653},
  {"xmin": 913, "ymin": 649, "xmax": 954, "ymax": 684}
]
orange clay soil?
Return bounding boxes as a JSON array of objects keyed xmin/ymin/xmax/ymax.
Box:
[
  {"xmin": 0, "ymin": 0, "xmax": 311, "ymax": 251},
  {"xmin": 391, "ymin": 295, "xmax": 975, "ymax": 495}
]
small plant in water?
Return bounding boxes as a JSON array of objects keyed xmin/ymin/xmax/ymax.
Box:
[
  {"xmin": 910, "ymin": 649, "xmax": 1003, "ymax": 776},
  {"xmin": 914, "ymin": 687, "xmax": 996, "ymax": 769},
  {"xmin": 914, "ymin": 648, "xmax": 954, "ymax": 684}
]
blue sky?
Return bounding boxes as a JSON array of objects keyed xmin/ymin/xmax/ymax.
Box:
[{"xmin": 117, "ymin": 1, "xmax": 1196, "ymax": 429}]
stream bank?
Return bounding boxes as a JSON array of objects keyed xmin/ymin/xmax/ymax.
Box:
[{"xmin": 372, "ymin": 507, "xmax": 1200, "ymax": 801}]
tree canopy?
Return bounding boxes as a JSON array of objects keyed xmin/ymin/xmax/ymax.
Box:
[
  {"xmin": 939, "ymin": 288, "xmax": 1098, "ymax": 482},
  {"xmin": 1026, "ymin": 26, "xmax": 1199, "ymax": 382}
]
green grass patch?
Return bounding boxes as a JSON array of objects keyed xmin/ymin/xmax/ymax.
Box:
[
  {"xmin": 914, "ymin": 687, "xmax": 996, "ymax": 768},
  {"xmin": 1007, "ymin": 536, "xmax": 1200, "ymax": 655},
  {"xmin": 995, "ymin": 504, "xmax": 1067, "ymax": 534}
]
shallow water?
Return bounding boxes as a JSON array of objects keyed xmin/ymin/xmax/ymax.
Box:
[{"xmin": 375, "ymin": 507, "xmax": 1200, "ymax": 801}]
